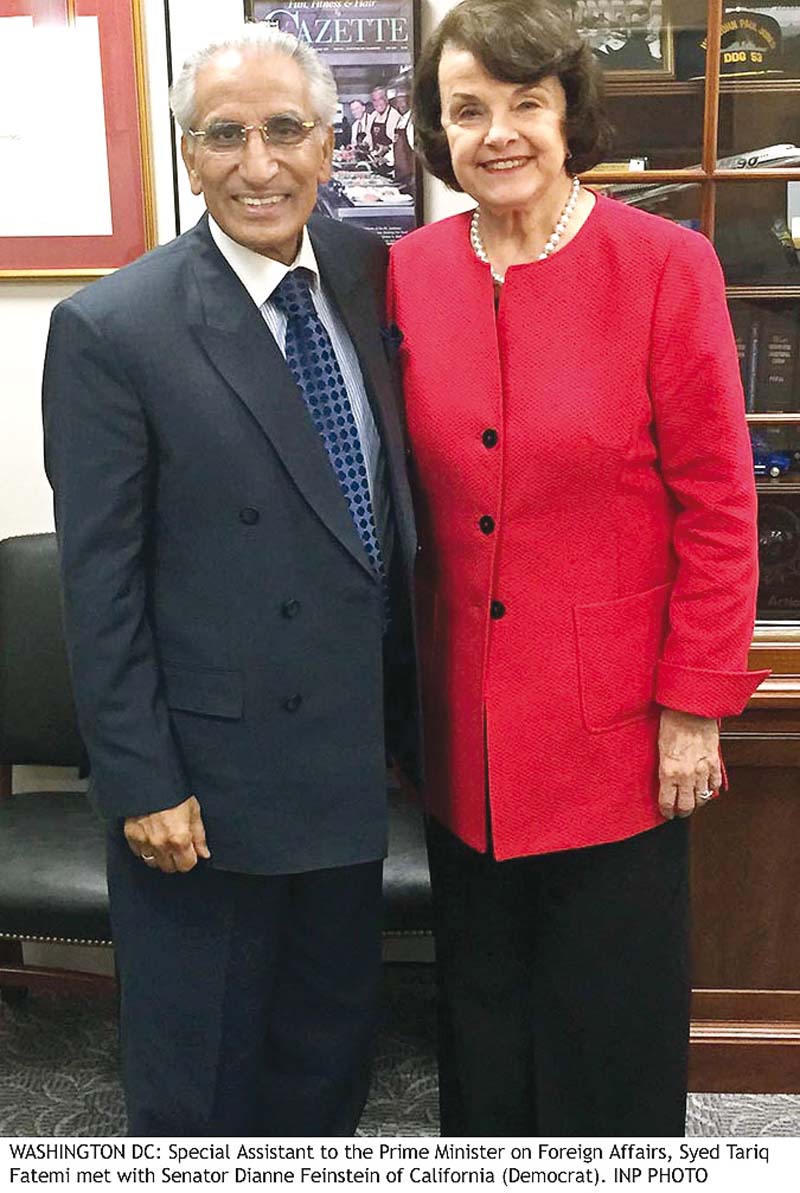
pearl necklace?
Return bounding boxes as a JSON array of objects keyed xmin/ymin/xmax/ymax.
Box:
[{"xmin": 470, "ymin": 176, "xmax": 581, "ymax": 285}]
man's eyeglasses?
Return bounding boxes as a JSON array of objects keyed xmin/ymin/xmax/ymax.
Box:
[{"xmin": 187, "ymin": 115, "xmax": 319, "ymax": 152}]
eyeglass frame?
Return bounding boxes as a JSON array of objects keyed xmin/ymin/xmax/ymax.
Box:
[{"xmin": 186, "ymin": 116, "xmax": 320, "ymax": 152}]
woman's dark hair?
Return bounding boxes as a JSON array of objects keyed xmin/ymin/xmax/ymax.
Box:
[{"xmin": 413, "ymin": 0, "xmax": 613, "ymax": 190}]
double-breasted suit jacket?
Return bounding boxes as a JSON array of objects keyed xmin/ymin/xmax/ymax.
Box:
[
  {"xmin": 389, "ymin": 195, "xmax": 768, "ymax": 860},
  {"xmin": 43, "ymin": 214, "xmax": 418, "ymax": 876}
]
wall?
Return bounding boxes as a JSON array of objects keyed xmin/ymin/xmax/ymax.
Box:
[
  {"xmin": 0, "ymin": 0, "xmax": 470, "ymax": 546},
  {"xmin": 0, "ymin": 0, "xmax": 173, "ymax": 541}
]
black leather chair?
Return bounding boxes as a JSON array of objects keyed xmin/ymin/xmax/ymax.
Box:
[
  {"xmin": 0, "ymin": 534, "xmax": 114, "ymax": 1001},
  {"xmin": 0, "ymin": 532, "xmax": 430, "ymax": 1000},
  {"xmin": 383, "ymin": 783, "xmax": 432, "ymax": 941}
]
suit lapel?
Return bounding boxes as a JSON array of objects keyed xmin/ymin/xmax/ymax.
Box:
[{"xmin": 186, "ymin": 218, "xmax": 373, "ymax": 577}]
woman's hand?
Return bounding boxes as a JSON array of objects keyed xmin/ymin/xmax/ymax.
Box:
[{"xmin": 657, "ymin": 709, "xmax": 721, "ymax": 819}]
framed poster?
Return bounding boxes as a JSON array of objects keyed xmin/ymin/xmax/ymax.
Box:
[
  {"xmin": 568, "ymin": 0, "xmax": 675, "ymax": 78},
  {"xmin": 0, "ymin": 0, "xmax": 155, "ymax": 278},
  {"xmin": 246, "ymin": 0, "xmax": 420, "ymax": 244}
]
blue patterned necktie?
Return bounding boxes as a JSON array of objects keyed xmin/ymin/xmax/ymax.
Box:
[{"xmin": 270, "ymin": 269, "xmax": 387, "ymax": 596}]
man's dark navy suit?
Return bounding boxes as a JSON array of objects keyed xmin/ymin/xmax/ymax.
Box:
[{"xmin": 42, "ymin": 213, "xmax": 418, "ymax": 1134}]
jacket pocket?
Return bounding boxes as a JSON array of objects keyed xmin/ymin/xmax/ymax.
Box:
[
  {"xmin": 574, "ymin": 582, "xmax": 671, "ymax": 732},
  {"xmin": 162, "ymin": 664, "xmax": 243, "ymax": 720}
]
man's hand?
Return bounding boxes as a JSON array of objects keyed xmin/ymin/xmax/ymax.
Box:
[
  {"xmin": 658, "ymin": 709, "xmax": 721, "ymax": 820},
  {"xmin": 124, "ymin": 795, "xmax": 210, "ymax": 873}
]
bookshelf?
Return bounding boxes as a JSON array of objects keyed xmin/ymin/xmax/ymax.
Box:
[{"xmin": 581, "ymin": 0, "xmax": 800, "ymax": 659}]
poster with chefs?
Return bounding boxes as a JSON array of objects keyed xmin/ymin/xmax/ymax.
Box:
[{"xmin": 248, "ymin": 0, "xmax": 419, "ymax": 243}]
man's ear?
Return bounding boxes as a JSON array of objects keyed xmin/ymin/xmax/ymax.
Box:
[
  {"xmin": 317, "ymin": 126, "xmax": 335, "ymax": 185},
  {"xmin": 181, "ymin": 136, "xmax": 204, "ymax": 197}
]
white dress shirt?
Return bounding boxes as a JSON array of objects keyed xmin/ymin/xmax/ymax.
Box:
[{"xmin": 208, "ymin": 215, "xmax": 391, "ymax": 562}]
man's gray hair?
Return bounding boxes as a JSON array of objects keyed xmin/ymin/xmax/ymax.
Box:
[{"xmin": 170, "ymin": 22, "xmax": 338, "ymax": 133}]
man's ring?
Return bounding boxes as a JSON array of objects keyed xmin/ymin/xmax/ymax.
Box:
[
  {"xmin": 696, "ymin": 789, "xmax": 713, "ymax": 802},
  {"xmin": 141, "ymin": 853, "xmax": 156, "ymax": 862}
]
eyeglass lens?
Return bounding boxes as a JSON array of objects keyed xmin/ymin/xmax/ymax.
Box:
[{"xmin": 202, "ymin": 115, "xmax": 312, "ymax": 149}]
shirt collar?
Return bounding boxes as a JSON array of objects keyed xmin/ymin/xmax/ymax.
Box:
[{"xmin": 207, "ymin": 215, "xmax": 320, "ymax": 308}]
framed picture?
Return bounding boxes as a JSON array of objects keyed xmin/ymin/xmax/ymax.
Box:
[
  {"xmin": 568, "ymin": 0, "xmax": 675, "ymax": 78},
  {"xmin": 0, "ymin": 0, "xmax": 155, "ymax": 279},
  {"xmin": 245, "ymin": 0, "xmax": 420, "ymax": 245}
]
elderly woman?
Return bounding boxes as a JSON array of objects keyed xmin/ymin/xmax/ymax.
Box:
[{"xmin": 388, "ymin": 0, "xmax": 768, "ymax": 1137}]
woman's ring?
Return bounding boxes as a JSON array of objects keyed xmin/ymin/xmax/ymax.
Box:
[
  {"xmin": 141, "ymin": 853, "xmax": 156, "ymax": 862},
  {"xmin": 695, "ymin": 789, "xmax": 713, "ymax": 802}
]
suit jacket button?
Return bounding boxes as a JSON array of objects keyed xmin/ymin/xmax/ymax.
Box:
[
  {"xmin": 284, "ymin": 694, "xmax": 303, "ymax": 712},
  {"xmin": 239, "ymin": 507, "xmax": 260, "ymax": 525},
  {"xmin": 482, "ymin": 428, "xmax": 498, "ymax": 448},
  {"xmin": 490, "ymin": 600, "xmax": 506, "ymax": 619},
  {"xmin": 282, "ymin": 599, "xmax": 301, "ymax": 619},
  {"xmin": 479, "ymin": 515, "xmax": 495, "ymax": 535}
]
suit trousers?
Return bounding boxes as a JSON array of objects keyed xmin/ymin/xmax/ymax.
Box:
[
  {"xmin": 107, "ymin": 831, "xmax": 383, "ymax": 1136},
  {"xmin": 426, "ymin": 815, "xmax": 691, "ymax": 1137}
]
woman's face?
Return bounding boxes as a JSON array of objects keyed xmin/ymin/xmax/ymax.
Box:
[{"xmin": 438, "ymin": 48, "xmax": 570, "ymax": 214}]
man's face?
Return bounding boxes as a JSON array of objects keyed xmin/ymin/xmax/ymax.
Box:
[
  {"xmin": 182, "ymin": 49, "xmax": 333, "ymax": 263},
  {"xmin": 350, "ymin": 99, "xmax": 366, "ymax": 120},
  {"xmin": 371, "ymin": 89, "xmax": 388, "ymax": 113}
]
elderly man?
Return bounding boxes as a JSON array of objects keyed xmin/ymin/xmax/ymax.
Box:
[
  {"xmin": 42, "ymin": 23, "xmax": 417, "ymax": 1137},
  {"xmin": 365, "ymin": 86, "xmax": 401, "ymax": 161}
]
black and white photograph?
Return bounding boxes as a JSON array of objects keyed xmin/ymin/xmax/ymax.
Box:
[{"xmin": 566, "ymin": 0, "xmax": 674, "ymax": 76}]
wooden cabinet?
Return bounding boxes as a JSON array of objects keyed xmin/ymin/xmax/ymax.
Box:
[{"xmin": 576, "ymin": 0, "xmax": 800, "ymax": 1091}]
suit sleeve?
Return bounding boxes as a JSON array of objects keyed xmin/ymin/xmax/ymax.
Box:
[
  {"xmin": 648, "ymin": 231, "xmax": 769, "ymax": 716},
  {"xmin": 42, "ymin": 299, "xmax": 189, "ymax": 819}
]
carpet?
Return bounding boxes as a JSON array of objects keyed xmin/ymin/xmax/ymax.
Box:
[{"xmin": 0, "ymin": 967, "xmax": 797, "ymax": 1137}]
